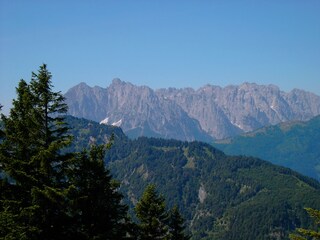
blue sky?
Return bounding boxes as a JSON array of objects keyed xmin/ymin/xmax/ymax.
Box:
[{"xmin": 1, "ymin": 1, "xmax": 320, "ymax": 114}]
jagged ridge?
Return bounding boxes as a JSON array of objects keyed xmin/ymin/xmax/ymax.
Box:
[{"xmin": 65, "ymin": 79, "xmax": 320, "ymax": 140}]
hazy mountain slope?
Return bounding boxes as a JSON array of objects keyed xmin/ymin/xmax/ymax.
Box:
[
  {"xmin": 65, "ymin": 79, "xmax": 320, "ymax": 140},
  {"xmin": 65, "ymin": 116, "xmax": 320, "ymax": 240},
  {"xmin": 213, "ymin": 115, "xmax": 320, "ymax": 181}
]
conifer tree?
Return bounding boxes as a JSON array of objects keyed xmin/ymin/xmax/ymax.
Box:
[
  {"xmin": 168, "ymin": 206, "xmax": 190, "ymax": 240},
  {"xmin": 0, "ymin": 80, "xmax": 42, "ymax": 239},
  {"xmin": 66, "ymin": 144, "xmax": 129, "ymax": 240},
  {"xmin": 29, "ymin": 64, "xmax": 69, "ymax": 148},
  {"xmin": 0, "ymin": 65, "xmax": 72, "ymax": 239},
  {"xmin": 1, "ymin": 80, "xmax": 37, "ymax": 183},
  {"xmin": 135, "ymin": 184, "xmax": 170, "ymax": 240}
]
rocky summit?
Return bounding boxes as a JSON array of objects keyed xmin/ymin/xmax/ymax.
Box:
[{"xmin": 65, "ymin": 79, "xmax": 320, "ymax": 140}]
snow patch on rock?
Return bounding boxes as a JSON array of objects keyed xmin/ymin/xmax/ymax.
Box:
[{"xmin": 100, "ymin": 117, "xmax": 109, "ymax": 125}]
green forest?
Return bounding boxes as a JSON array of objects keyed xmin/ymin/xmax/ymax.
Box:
[{"xmin": 1, "ymin": 65, "xmax": 320, "ymax": 239}]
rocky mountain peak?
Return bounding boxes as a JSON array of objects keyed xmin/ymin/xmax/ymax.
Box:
[
  {"xmin": 69, "ymin": 82, "xmax": 90, "ymax": 91},
  {"xmin": 110, "ymin": 78, "xmax": 129, "ymax": 87},
  {"xmin": 65, "ymin": 81, "xmax": 320, "ymax": 141}
]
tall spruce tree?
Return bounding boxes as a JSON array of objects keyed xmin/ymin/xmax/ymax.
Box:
[
  {"xmin": 66, "ymin": 144, "xmax": 129, "ymax": 240},
  {"xmin": 134, "ymin": 185, "xmax": 190, "ymax": 240},
  {"xmin": 29, "ymin": 64, "xmax": 69, "ymax": 148},
  {"xmin": 25, "ymin": 65, "xmax": 72, "ymax": 240},
  {"xmin": 0, "ymin": 79, "xmax": 43, "ymax": 239},
  {"xmin": 135, "ymin": 184, "xmax": 170, "ymax": 240},
  {"xmin": 168, "ymin": 206, "xmax": 190, "ymax": 240},
  {"xmin": 0, "ymin": 65, "xmax": 72, "ymax": 239}
]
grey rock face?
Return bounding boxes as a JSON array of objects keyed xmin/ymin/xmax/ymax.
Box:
[
  {"xmin": 65, "ymin": 79, "xmax": 320, "ymax": 140},
  {"xmin": 65, "ymin": 79, "xmax": 212, "ymax": 142}
]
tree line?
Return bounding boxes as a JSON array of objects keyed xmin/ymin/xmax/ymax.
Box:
[{"xmin": 0, "ymin": 64, "xmax": 189, "ymax": 240}]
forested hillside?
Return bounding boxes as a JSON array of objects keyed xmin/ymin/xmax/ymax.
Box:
[
  {"xmin": 65, "ymin": 115, "xmax": 320, "ymax": 240},
  {"xmin": 213, "ymin": 115, "xmax": 320, "ymax": 181}
]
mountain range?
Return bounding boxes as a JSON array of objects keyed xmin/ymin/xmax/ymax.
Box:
[{"xmin": 65, "ymin": 79, "xmax": 320, "ymax": 141}]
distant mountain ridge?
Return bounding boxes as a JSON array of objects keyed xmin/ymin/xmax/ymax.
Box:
[
  {"xmin": 213, "ymin": 115, "xmax": 320, "ymax": 181},
  {"xmin": 65, "ymin": 79, "xmax": 320, "ymax": 140}
]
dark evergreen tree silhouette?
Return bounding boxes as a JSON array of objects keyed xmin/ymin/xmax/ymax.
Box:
[
  {"xmin": 66, "ymin": 144, "xmax": 129, "ymax": 239},
  {"xmin": 168, "ymin": 206, "xmax": 190, "ymax": 240},
  {"xmin": 135, "ymin": 184, "xmax": 170, "ymax": 240},
  {"xmin": 0, "ymin": 65, "xmax": 71, "ymax": 239}
]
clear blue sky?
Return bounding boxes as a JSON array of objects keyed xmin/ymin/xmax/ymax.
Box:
[{"xmin": 1, "ymin": 1, "xmax": 320, "ymax": 114}]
